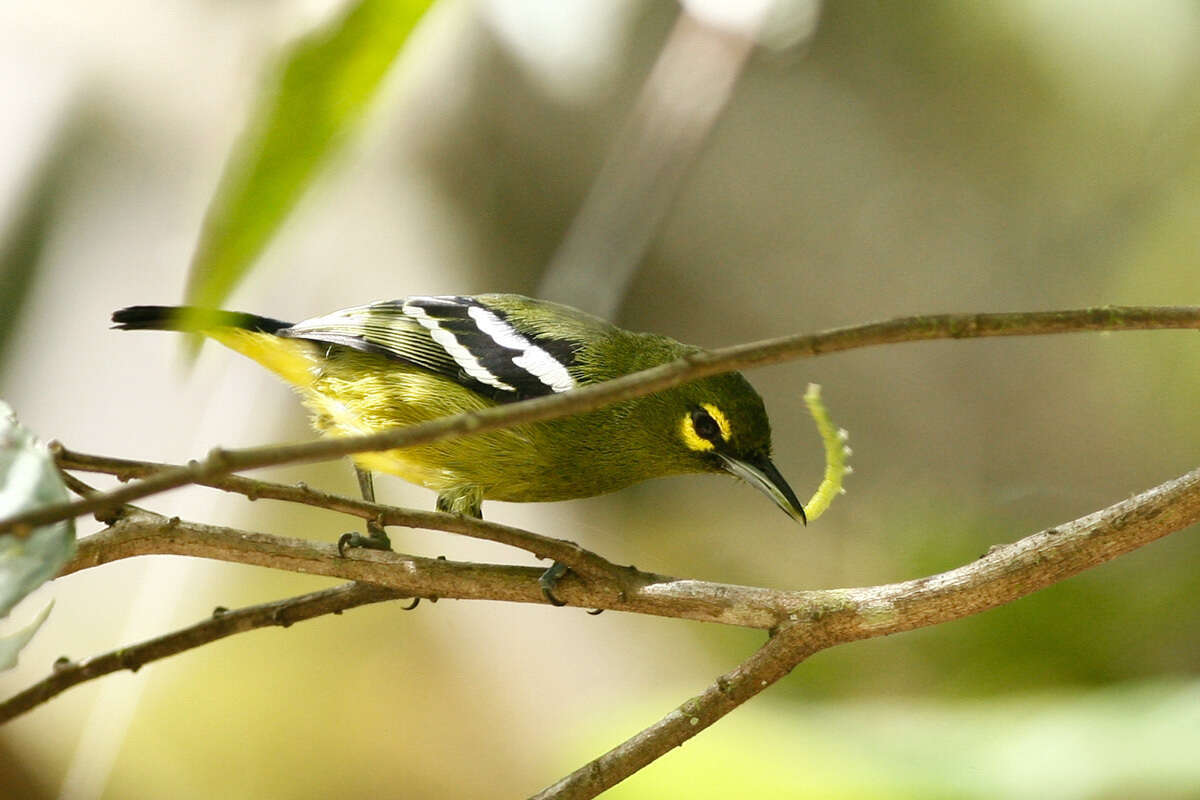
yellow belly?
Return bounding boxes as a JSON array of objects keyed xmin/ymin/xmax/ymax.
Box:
[
  {"xmin": 299, "ymin": 360, "xmax": 548, "ymax": 499},
  {"xmin": 201, "ymin": 328, "xmax": 631, "ymax": 505},
  {"xmin": 350, "ymin": 448, "xmax": 456, "ymax": 492}
]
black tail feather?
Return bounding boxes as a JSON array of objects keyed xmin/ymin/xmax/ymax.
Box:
[{"xmin": 111, "ymin": 305, "xmax": 292, "ymax": 334}]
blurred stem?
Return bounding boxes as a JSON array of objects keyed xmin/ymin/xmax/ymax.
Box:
[
  {"xmin": 4, "ymin": 304, "xmax": 1199, "ymax": 535},
  {"xmin": 539, "ymin": 10, "xmax": 759, "ymax": 317}
]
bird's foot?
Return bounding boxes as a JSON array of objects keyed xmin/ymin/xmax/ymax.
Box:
[
  {"xmin": 538, "ymin": 561, "xmax": 569, "ymax": 606},
  {"xmin": 337, "ymin": 527, "xmax": 392, "ymax": 556},
  {"xmin": 538, "ymin": 561, "xmax": 604, "ymax": 614}
]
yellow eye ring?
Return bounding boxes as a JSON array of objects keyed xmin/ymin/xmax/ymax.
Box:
[{"xmin": 681, "ymin": 403, "xmax": 732, "ymax": 452}]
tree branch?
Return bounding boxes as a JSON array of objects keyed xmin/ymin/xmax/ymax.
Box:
[
  {"xmin": 5, "ymin": 305, "xmax": 1199, "ymax": 534},
  {"xmin": 532, "ymin": 463, "xmax": 1200, "ymax": 799},
  {"xmin": 57, "ymin": 508, "xmax": 786, "ymax": 625},
  {"xmin": 6, "ymin": 462, "xmax": 1197, "ymax": 732}
]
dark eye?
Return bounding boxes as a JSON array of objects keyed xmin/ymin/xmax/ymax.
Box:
[{"xmin": 691, "ymin": 409, "xmax": 721, "ymax": 442}]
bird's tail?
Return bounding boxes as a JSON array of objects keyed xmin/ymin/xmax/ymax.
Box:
[
  {"xmin": 111, "ymin": 305, "xmax": 292, "ymax": 334},
  {"xmin": 112, "ymin": 305, "xmax": 318, "ymax": 387}
]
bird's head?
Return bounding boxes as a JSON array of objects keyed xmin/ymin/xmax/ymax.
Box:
[{"xmin": 657, "ymin": 372, "xmax": 806, "ymax": 525}]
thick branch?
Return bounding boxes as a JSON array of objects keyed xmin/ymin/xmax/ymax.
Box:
[{"xmin": 5, "ymin": 305, "xmax": 1199, "ymax": 533}]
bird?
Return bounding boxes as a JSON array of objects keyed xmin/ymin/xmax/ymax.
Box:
[{"xmin": 112, "ymin": 294, "xmax": 805, "ymax": 603}]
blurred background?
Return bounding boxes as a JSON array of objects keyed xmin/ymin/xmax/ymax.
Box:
[{"xmin": 2, "ymin": 0, "xmax": 1200, "ymax": 797}]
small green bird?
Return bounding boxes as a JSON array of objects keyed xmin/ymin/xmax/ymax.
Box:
[{"xmin": 112, "ymin": 295, "xmax": 805, "ymax": 601}]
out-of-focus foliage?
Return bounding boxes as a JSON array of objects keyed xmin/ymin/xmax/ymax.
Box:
[
  {"xmin": 185, "ymin": 0, "xmax": 434, "ymax": 312},
  {"xmin": 0, "ymin": 118, "xmax": 87, "ymax": 364},
  {"xmin": 601, "ymin": 680, "xmax": 1200, "ymax": 800}
]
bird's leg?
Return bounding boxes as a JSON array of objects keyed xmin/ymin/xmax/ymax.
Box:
[
  {"xmin": 435, "ymin": 488, "xmax": 576, "ymax": 608},
  {"xmin": 337, "ymin": 467, "xmax": 393, "ymax": 555},
  {"xmin": 356, "ymin": 467, "xmax": 392, "ymax": 542}
]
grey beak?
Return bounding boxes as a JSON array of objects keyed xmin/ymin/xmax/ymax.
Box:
[{"xmin": 719, "ymin": 454, "xmax": 806, "ymax": 525}]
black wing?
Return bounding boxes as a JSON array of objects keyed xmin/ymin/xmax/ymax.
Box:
[{"xmin": 279, "ymin": 296, "xmax": 582, "ymax": 401}]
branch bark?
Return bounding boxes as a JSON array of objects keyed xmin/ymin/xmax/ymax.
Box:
[
  {"xmin": 533, "ymin": 464, "xmax": 1200, "ymax": 798},
  {"xmin": 6, "ymin": 462, "xmax": 1198, "ymax": 738},
  {"xmin": 4, "ymin": 305, "xmax": 1199, "ymax": 534}
]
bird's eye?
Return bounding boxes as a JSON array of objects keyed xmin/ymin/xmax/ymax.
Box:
[
  {"xmin": 681, "ymin": 403, "xmax": 732, "ymax": 452},
  {"xmin": 691, "ymin": 408, "xmax": 722, "ymax": 442}
]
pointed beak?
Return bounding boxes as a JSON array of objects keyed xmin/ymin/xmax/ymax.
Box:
[{"xmin": 719, "ymin": 454, "xmax": 806, "ymax": 525}]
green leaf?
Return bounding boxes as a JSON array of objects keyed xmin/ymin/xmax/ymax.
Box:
[
  {"xmin": 0, "ymin": 401, "xmax": 75, "ymax": 622},
  {"xmin": 185, "ymin": 0, "xmax": 434, "ymax": 311}
]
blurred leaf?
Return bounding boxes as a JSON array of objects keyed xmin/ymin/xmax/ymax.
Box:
[
  {"xmin": 185, "ymin": 0, "xmax": 435, "ymax": 311},
  {"xmin": 0, "ymin": 599, "xmax": 53, "ymax": 671},
  {"xmin": 0, "ymin": 400, "xmax": 75, "ymax": 621},
  {"xmin": 0, "ymin": 113, "xmax": 88, "ymax": 366}
]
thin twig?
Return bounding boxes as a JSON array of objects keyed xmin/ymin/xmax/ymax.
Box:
[
  {"xmin": 0, "ymin": 582, "xmax": 399, "ymax": 723},
  {"xmin": 5, "ymin": 305, "xmax": 1199, "ymax": 534},
  {"xmin": 53, "ymin": 447, "xmax": 619, "ymax": 582}
]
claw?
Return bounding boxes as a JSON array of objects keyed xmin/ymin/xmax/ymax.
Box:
[
  {"xmin": 340, "ymin": 466, "xmax": 392, "ymax": 556},
  {"xmin": 538, "ymin": 561, "xmax": 569, "ymax": 606},
  {"xmin": 401, "ymin": 597, "xmax": 420, "ymax": 611},
  {"xmin": 337, "ymin": 529, "xmax": 392, "ymax": 557},
  {"xmin": 536, "ymin": 561, "xmax": 604, "ymax": 612}
]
